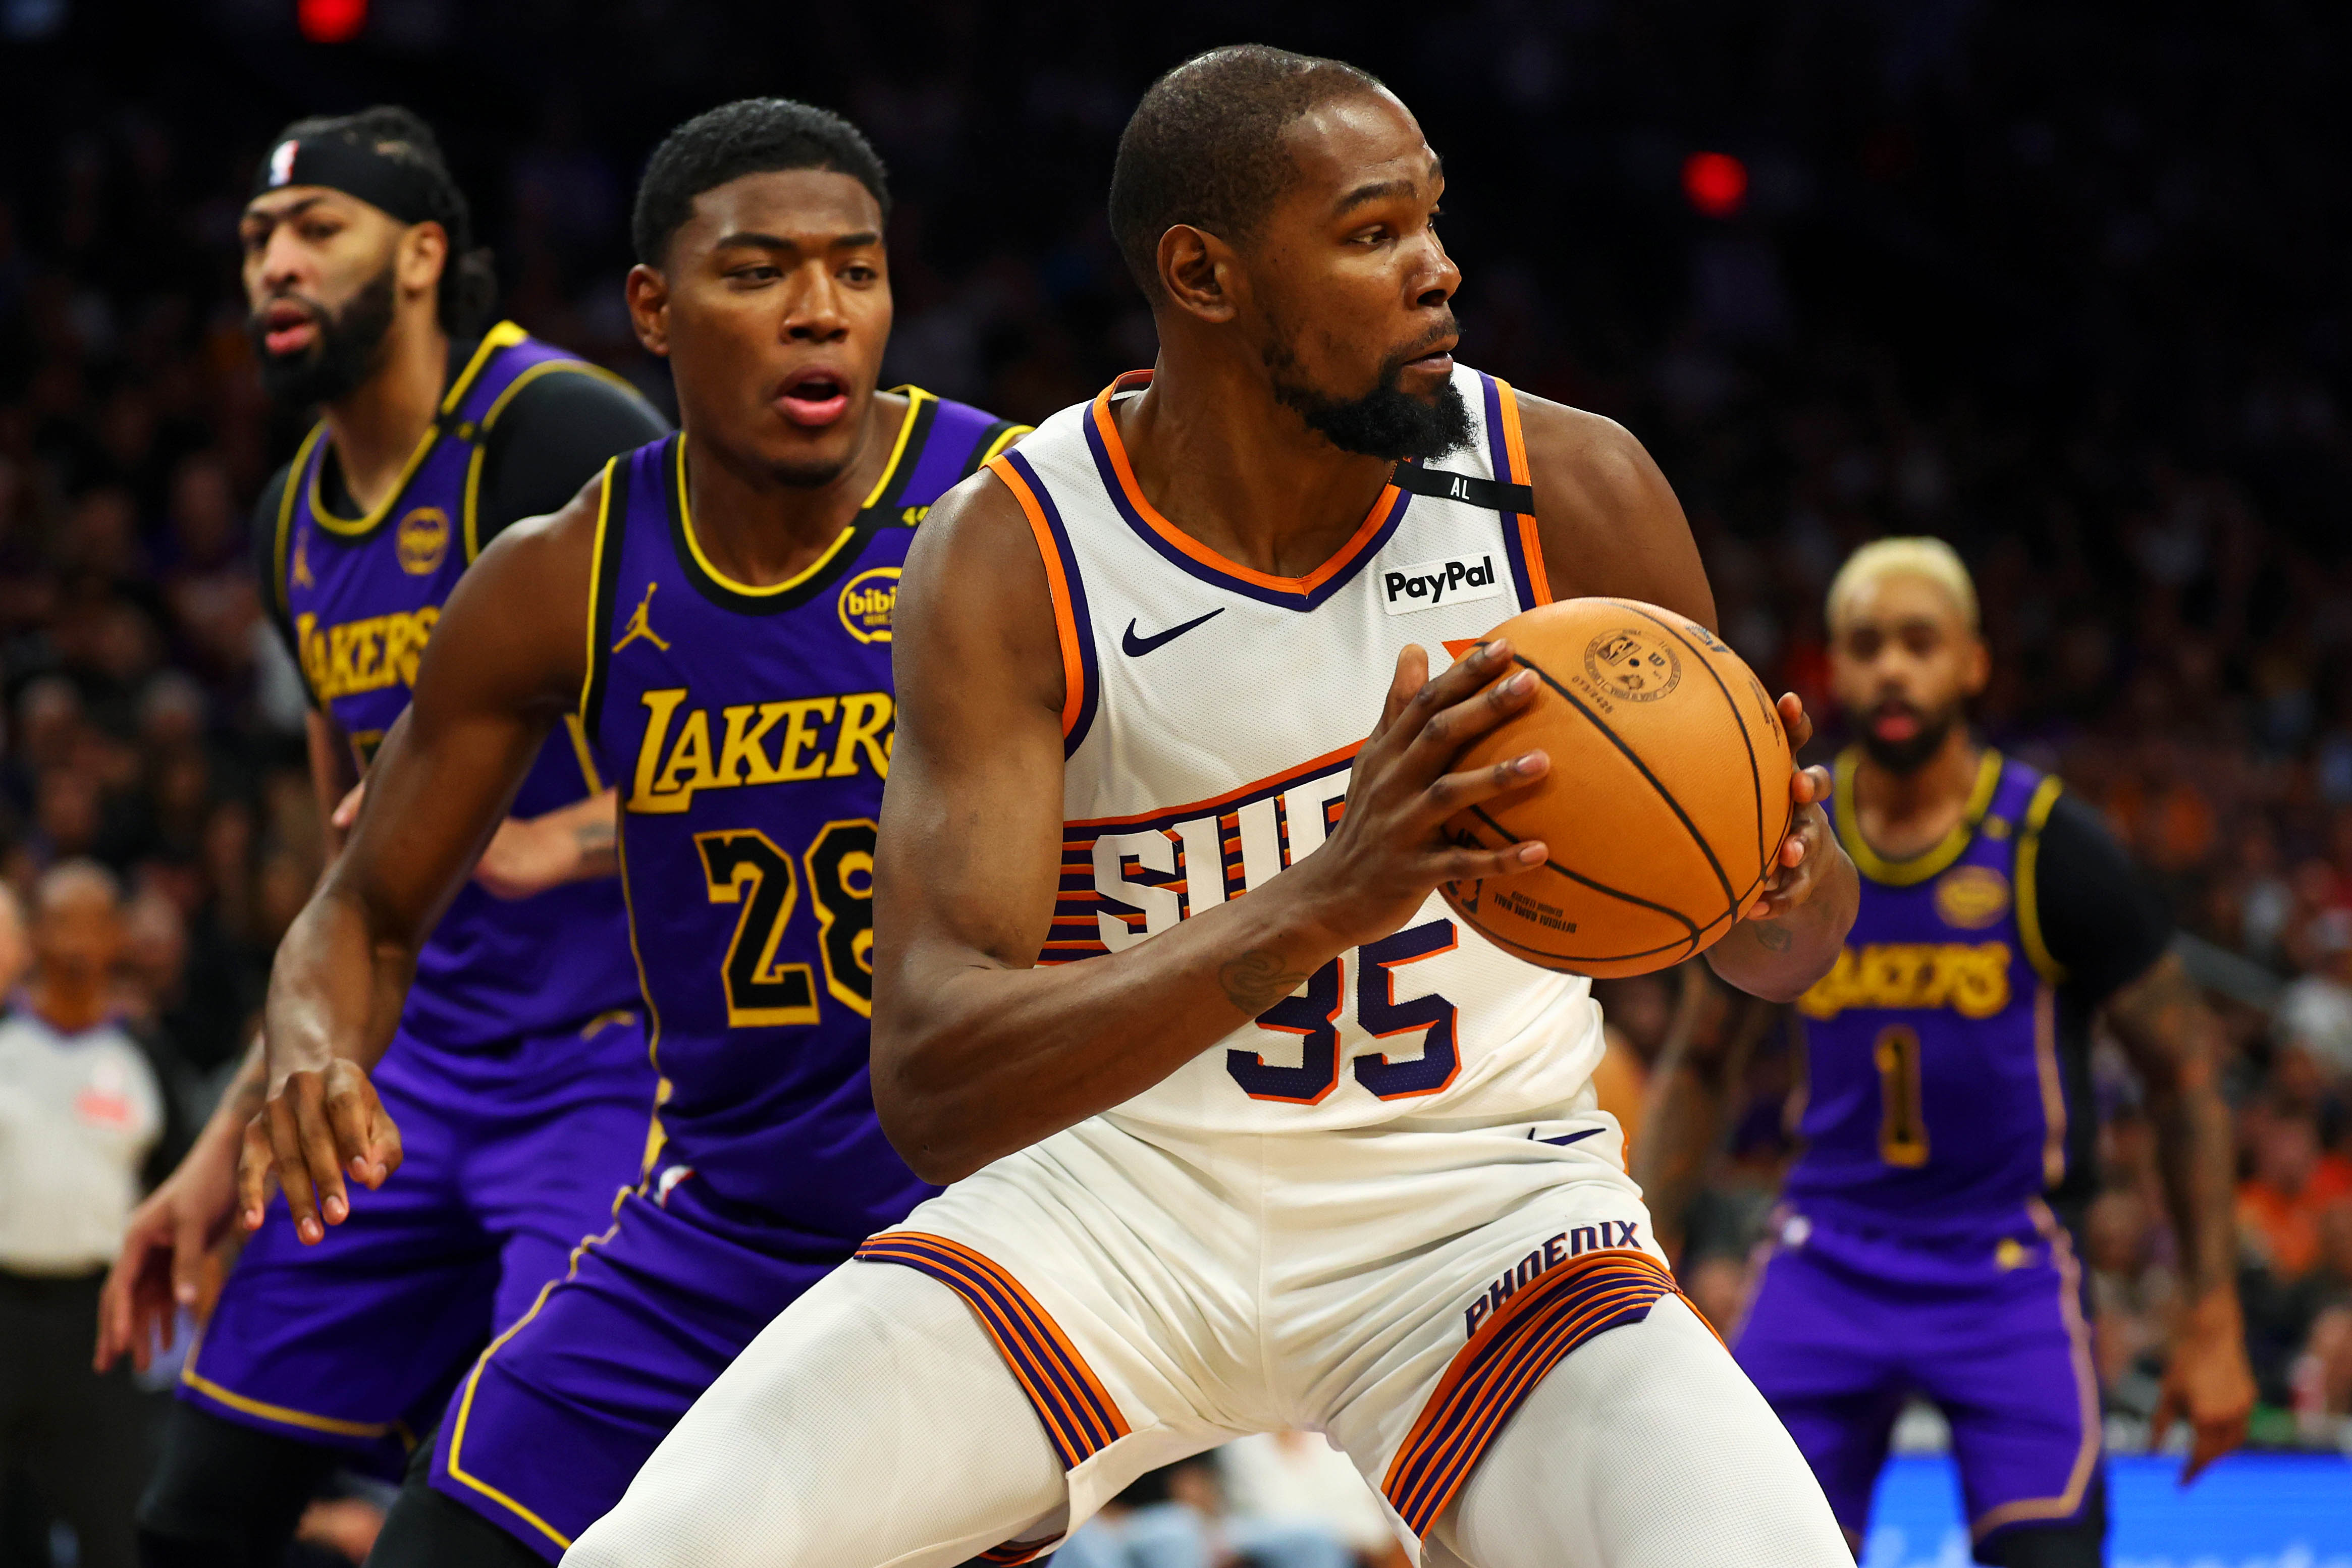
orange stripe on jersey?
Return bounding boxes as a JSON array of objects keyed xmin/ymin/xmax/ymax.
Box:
[
  {"xmin": 989, "ymin": 455, "xmax": 1085, "ymax": 737},
  {"xmin": 1087, "ymin": 375, "xmax": 1402, "ymax": 598},
  {"xmin": 979, "ymin": 1531, "xmax": 1065, "ymax": 1564},
  {"xmin": 1065, "ymin": 740, "xmax": 1363, "ymax": 833},
  {"xmin": 856, "ymin": 1232, "xmax": 1130, "ymax": 1470},
  {"xmin": 1382, "ymin": 1249, "xmax": 1680, "ymax": 1537},
  {"xmin": 1491, "ymin": 377, "xmax": 1552, "ymax": 606}
]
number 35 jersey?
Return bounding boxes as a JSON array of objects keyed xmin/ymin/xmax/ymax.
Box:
[
  {"xmin": 580, "ymin": 394, "xmax": 1023, "ymax": 1235},
  {"xmin": 998, "ymin": 367, "xmax": 1605, "ymax": 1139}
]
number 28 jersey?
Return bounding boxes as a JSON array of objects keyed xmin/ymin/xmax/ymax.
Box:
[
  {"xmin": 1000, "ymin": 367, "xmax": 1605, "ymax": 1138},
  {"xmin": 579, "ymin": 393, "xmax": 1023, "ymax": 1234}
]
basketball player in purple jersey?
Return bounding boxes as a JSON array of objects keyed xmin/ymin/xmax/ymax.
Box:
[
  {"xmin": 1652, "ymin": 538, "xmax": 2255, "ymax": 1564},
  {"xmin": 227, "ymin": 100, "xmax": 1025, "ymax": 1567},
  {"xmin": 90, "ymin": 108, "xmax": 667, "ymax": 1567}
]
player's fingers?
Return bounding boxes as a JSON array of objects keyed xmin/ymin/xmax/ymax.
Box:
[
  {"xmin": 236, "ymin": 1114, "xmax": 277, "ymax": 1231},
  {"xmin": 2151, "ymin": 1386, "xmax": 2180, "ymax": 1450},
  {"xmin": 1436, "ymin": 841, "xmax": 1548, "ymax": 884},
  {"xmin": 1791, "ymin": 764, "xmax": 1831, "ymax": 805},
  {"xmin": 1396, "ymin": 639, "xmax": 1516, "ymax": 740},
  {"xmin": 1423, "ymin": 749, "xmax": 1549, "ymax": 822},
  {"xmin": 1398, "ymin": 667, "xmax": 1538, "ymax": 783},
  {"xmin": 364, "ymin": 1105, "xmax": 404, "ymax": 1185},
  {"xmin": 93, "ymin": 1255, "xmax": 135, "ymax": 1370},
  {"xmin": 1376, "ymin": 645, "xmax": 1431, "ymax": 736},
  {"xmin": 1779, "ymin": 692, "xmax": 1814, "ymax": 750},
  {"xmin": 170, "ymin": 1209, "xmax": 209, "ymax": 1310},
  {"xmin": 331, "ymin": 780, "xmax": 366, "ymax": 830},
  {"xmin": 291, "ymin": 1076, "xmax": 353, "ymax": 1230},
  {"xmin": 264, "ymin": 1093, "xmax": 327, "ymax": 1244},
  {"xmin": 324, "ymin": 1073, "xmax": 383, "ymax": 1190}
]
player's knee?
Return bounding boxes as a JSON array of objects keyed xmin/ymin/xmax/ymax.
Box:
[
  {"xmin": 137, "ymin": 1403, "xmax": 338, "ymax": 1565},
  {"xmin": 368, "ymin": 1469, "xmax": 548, "ymax": 1568}
]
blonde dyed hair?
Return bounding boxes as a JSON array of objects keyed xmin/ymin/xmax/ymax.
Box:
[{"xmin": 1826, "ymin": 536, "xmax": 1979, "ymax": 637}]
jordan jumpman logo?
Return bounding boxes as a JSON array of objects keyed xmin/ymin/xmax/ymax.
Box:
[{"xmin": 613, "ymin": 582, "xmax": 671, "ymax": 654}]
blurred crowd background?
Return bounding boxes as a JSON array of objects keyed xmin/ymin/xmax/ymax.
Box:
[{"xmin": 3, "ymin": 0, "xmax": 2351, "ymax": 1561}]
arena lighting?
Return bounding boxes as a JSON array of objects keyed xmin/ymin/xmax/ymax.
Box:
[
  {"xmin": 1682, "ymin": 150, "xmax": 1748, "ymax": 218},
  {"xmin": 297, "ymin": 0, "xmax": 365, "ymax": 43}
]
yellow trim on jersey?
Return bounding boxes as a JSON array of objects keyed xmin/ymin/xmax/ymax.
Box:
[
  {"xmin": 181, "ymin": 1324, "xmax": 403, "ymax": 1441},
  {"xmin": 672, "ymin": 436, "xmax": 860, "ymax": 597},
  {"xmin": 578, "ymin": 458, "xmax": 618, "ymax": 722},
  {"xmin": 305, "ymin": 321, "xmax": 528, "ymax": 538},
  {"xmin": 443, "ymin": 1197, "xmax": 630, "ymax": 1551},
  {"xmin": 273, "ymin": 423, "xmax": 331, "ymax": 622},
  {"xmin": 2014, "ymin": 775, "xmax": 2067, "ymax": 984},
  {"xmin": 974, "ymin": 420, "xmax": 1030, "ymax": 468},
  {"xmin": 564, "ymin": 714, "xmax": 604, "ymax": 793},
  {"xmin": 1834, "ymin": 746, "xmax": 2004, "ymax": 887},
  {"xmin": 859, "ymin": 386, "xmax": 934, "ymax": 510},
  {"xmin": 461, "ymin": 358, "xmax": 643, "ymax": 562}
]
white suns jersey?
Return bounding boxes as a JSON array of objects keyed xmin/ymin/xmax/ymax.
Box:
[{"xmin": 988, "ymin": 365, "xmax": 1607, "ymax": 1137}]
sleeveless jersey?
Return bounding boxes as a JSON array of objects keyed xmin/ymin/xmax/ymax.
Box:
[
  {"xmin": 997, "ymin": 367, "xmax": 1605, "ymax": 1138},
  {"xmin": 581, "ymin": 390, "xmax": 1025, "ymax": 1230},
  {"xmin": 1784, "ymin": 750, "xmax": 2077, "ymax": 1231},
  {"xmin": 274, "ymin": 321, "xmax": 640, "ymax": 1048}
]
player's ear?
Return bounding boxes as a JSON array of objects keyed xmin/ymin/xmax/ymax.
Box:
[
  {"xmin": 1963, "ymin": 632, "xmax": 1991, "ymax": 697},
  {"xmin": 625, "ymin": 263, "xmax": 672, "ymax": 358},
  {"xmin": 399, "ymin": 220, "xmax": 449, "ymax": 305},
  {"xmin": 1157, "ymin": 225, "xmax": 1239, "ymax": 325}
]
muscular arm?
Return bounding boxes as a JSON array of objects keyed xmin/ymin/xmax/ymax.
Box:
[
  {"xmin": 2104, "ymin": 950, "xmax": 2255, "ymax": 1477},
  {"xmin": 241, "ymin": 478, "xmax": 601, "ymax": 1239},
  {"xmin": 871, "ymin": 474, "xmax": 1549, "ymax": 1183},
  {"xmin": 1513, "ymin": 395, "xmax": 1857, "ymax": 999}
]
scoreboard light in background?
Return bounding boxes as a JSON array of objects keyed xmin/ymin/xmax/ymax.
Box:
[
  {"xmin": 297, "ymin": 0, "xmax": 365, "ymax": 42},
  {"xmin": 1682, "ymin": 151, "xmax": 1749, "ymax": 218}
]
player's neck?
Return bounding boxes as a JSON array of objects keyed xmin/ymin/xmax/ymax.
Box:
[
  {"xmin": 680, "ymin": 391, "xmax": 905, "ymax": 586},
  {"xmin": 322, "ymin": 313, "xmax": 451, "ymax": 517},
  {"xmin": 1117, "ymin": 357, "xmax": 1397, "ymax": 578},
  {"xmin": 1850, "ymin": 727, "xmax": 1982, "ymax": 860}
]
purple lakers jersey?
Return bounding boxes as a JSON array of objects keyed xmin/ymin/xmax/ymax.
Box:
[
  {"xmin": 579, "ymin": 390, "xmax": 1023, "ymax": 1230},
  {"xmin": 1785, "ymin": 750, "xmax": 2078, "ymax": 1231},
  {"xmin": 273, "ymin": 322, "xmax": 641, "ymax": 1047}
]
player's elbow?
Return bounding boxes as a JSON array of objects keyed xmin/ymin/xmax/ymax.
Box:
[{"xmin": 870, "ymin": 1030, "xmax": 989, "ymax": 1186}]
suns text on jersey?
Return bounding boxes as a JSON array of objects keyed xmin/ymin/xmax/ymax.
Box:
[
  {"xmin": 295, "ymin": 608, "xmax": 439, "ymax": 702},
  {"xmin": 625, "ymin": 687, "xmax": 893, "ymax": 814}
]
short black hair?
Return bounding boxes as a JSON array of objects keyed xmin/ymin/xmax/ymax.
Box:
[
  {"xmin": 1108, "ymin": 45, "xmax": 1385, "ymax": 299},
  {"xmin": 631, "ymin": 99, "xmax": 892, "ymax": 265},
  {"xmin": 266, "ymin": 105, "xmax": 495, "ymax": 335}
]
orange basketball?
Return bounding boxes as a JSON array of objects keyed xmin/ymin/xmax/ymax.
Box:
[{"xmin": 1439, "ymin": 598, "xmax": 1793, "ymax": 977}]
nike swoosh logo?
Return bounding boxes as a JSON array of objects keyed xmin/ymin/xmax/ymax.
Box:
[
  {"xmin": 1121, "ymin": 608, "xmax": 1225, "ymax": 657},
  {"xmin": 1532, "ymin": 1126, "xmax": 1606, "ymax": 1147}
]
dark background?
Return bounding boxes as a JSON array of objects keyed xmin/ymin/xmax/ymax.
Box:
[{"xmin": 4, "ymin": 0, "xmax": 2352, "ymax": 1470}]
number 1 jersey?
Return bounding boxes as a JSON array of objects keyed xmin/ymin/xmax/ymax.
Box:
[{"xmin": 580, "ymin": 394, "xmax": 1023, "ymax": 1234}]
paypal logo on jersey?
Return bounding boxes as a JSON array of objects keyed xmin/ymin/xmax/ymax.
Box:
[{"xmin": 1381, "ymin": 553, "xmax": 1505, "ymax": 616}]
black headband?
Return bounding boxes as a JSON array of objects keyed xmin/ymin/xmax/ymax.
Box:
[{"xmin": 250, "ymin": 135, "xmax": 449, "ymax": 231}]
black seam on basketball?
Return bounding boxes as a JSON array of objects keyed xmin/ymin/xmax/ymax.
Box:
[
  {"xmin": 1455, "ymin": 903, "xmax": 1701, "ymax": 969},
  {"xmin": 1611, "ymin": 601, "xmax": 1768, "ymax": 888},
  {"xmin": 1466, "ymin": 804, "xmax": 1701, "ymax": 942},
  {"xmin": 1510, "ymin": 652, "xmax": 1741, "ymax": 922}
]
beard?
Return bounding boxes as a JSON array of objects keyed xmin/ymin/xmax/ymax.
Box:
[
  {"xmin": 1859, "ymin": 700, "xmax": 1962, "ymax": 774},
  {"xmin": 1264, "ymin": 329, "xmax": 1473, "ymax": 462},
  {"xmin": 250, "ymin": 266, "xmax": 398, "ymax": 409}
]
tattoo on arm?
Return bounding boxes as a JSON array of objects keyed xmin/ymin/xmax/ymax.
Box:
[
  {"xmin": 1218, "ymin": 950, "xmax": 1311, "ymax": 1015},
  {"xmin": 574, "ymin": 818, "xmax": 616, "ymax": 855},
  {"xmin": 1752, "ymin": 920, "xmax": 1794, "ymax": 951}
]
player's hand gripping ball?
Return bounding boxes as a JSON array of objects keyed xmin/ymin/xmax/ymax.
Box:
[{"xmin": 1440, "ymin": 598, "xmax": 1793, "ymax": 976}]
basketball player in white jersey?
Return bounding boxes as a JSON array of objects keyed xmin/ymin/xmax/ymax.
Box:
[{"xmin": 568, "ymin": 46, "xmax": 1859, "ymax": 1568}]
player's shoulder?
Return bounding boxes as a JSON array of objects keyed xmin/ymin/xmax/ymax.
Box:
[
  {"xmin": 916, "ymin": 388, "xmax": 1029, "ymax": 474},
  {"xmin": 482, "ymin": 344, "xmax": 668, "ymax": 451},
  {"xmin": 1507, "ymin": 387, "xmax": 1665, "ymax": 505},
  {"xmin": 469, "ymin": 462, "xmax": 612, "ymax": 580}
]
